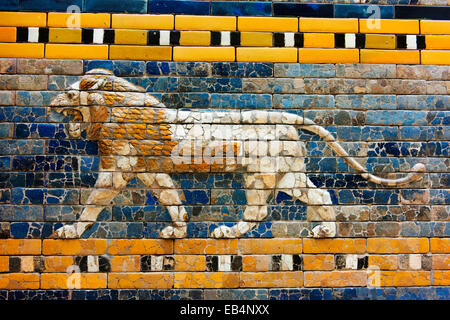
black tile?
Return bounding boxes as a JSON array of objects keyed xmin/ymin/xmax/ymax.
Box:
[
  {"xmin": 16, "ymin": 27, "xmax": 28, "ymax": 42},
  {"xmin": 335, "ymin": 255, "xmax": 346, "ymax": 269},
  {"xmin": 99, "ymin": 256, "xmax": 111, "ymax": 272},
  {"xmin": 75, "ymin": 256, "xmax": 88, "ymax": 272},
  {"xmin": 273, "ymin": 32, "xmax": 285, "ymax": 47},
  {"xmin": 417, "ymin": 35, "xmax": 426, "ymax": 50},
  {"xmin": 211, "ymin": 31, "xmax": 221, "ymax": 46},
  {"xmin": 9, "ymin": 257, "xmax": 21, "ymax": 272},
  {"xmin": 103, "ymin": 29, "xmax": 115, "ymax": 44},
  {"xmin": 357, "ymin": 256, "xmax": 368, "ymax": 270},
  {"xmin": 335, "ymin": 33, "xmax": 346, "ymax": 48},
  {"xmin": 147, "ymin": 31, "xmax": 160, "ymax": 45},
  {"xmin": 38, "ymin": 27, "xmax": 49, "ymax": 43},
  {"xmin": 272, "ymin": 255, "xmax": 281, "ymax": 271},
  {"xmin": 395, "ymin": 5, "xmax": 450, "ymax": 20},
  {"xmin": 293, "ymin": 255, "xmax": 303, "ymax": 271},
  {"xmin": 170, "ymin": 31, "xmax": 180, "ymax": 45},
  {"xmin": 231, "ymin": 255, "xmax": 242, "ymax": 272},
  {"xmin": 294, "ymin": 33, "xmax": 304, "ymax": 48},
  {"xmin": 206, "ymin": 256, "xmax": 218, "ymax": 272},
  {"xmin": 356, "ymin": 33, "xmax": 365, "ymax": 49},
  {"xmin": 81, "ymin": 29, "xmax": 94, "ymax": 44},
  {"xmin": 273, "ymin": 3, "xmax": 333, "ymax": 18},
  {"xmin": 230, "ymin": 31, "xmax": 241, "ymax": 46},
  {"xmin": 140, "ymin": 255, "xmax": 152, "ymax": 272},
  {"xmin": 397, "ymin": 35, "xmax": 407, "ymax": 49},
  {"xmin": 163, "ymin": 256, "xmax": 174, "ymax": 271}
]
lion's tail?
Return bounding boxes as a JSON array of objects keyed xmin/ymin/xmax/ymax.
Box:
[{"xmin": 300, "ymin": 117, "xmax": 426, "ymax": 186}]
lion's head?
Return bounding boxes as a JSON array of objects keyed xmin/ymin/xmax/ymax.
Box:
[{"xmin": 50, "ymin": 68, "xmax": 166, "ymax": 139}]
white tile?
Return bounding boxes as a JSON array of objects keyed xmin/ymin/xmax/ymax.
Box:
[
  {"xmin": 406, "ymin": 35, "xmax": 417, "ymax": 50},
  {"xmin": 345, "ymin": 33, "xmax": 356, "ymax": 48},
  {"xmin": 221, "ymin": 31, "xmax": 231, "ymax": 46},
  {"xmin": 28, "ymin": 27, "xmax": 39, "ymax": 42},
  {"xmin": 285, "ymin": 33, "xmax": 295, "ymax": 47},
  {"xmin": 219, "ymin": 255, "xmax": 231, "ymax": 271},
  {"xmin": 87, "ymin": 256, "xmax": 99, "ymax": 272},
  {"xmin": 151, "ymin": 256, "xmax": 164, "ymax": 271},
  {"xmin": 93, "ymin": 29, "xmax": 104, "ymax": 44},
  {"xmin": 160, "ymin": 30, "xmax": 170, "ymax": 46},
  {"xmin": 345, "ymin": 254, "xmax": 358, "ymax": 270},
  {"xmin": 409, "ymin": 254, "xmax": 422, "ymax": 270}
]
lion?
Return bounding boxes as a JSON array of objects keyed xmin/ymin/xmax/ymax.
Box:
[{"xmin": 49, "ymin": 69, "xmax": 425, "ymax": 239}]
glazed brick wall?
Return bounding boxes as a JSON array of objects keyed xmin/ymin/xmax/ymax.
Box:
[{"xmin": 0, "ymin": 58, "xmax": 448, "ymax": 300}]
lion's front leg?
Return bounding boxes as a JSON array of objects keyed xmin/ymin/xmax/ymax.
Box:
[{"xmin": 138, "ymin": 173, "xmax": 188, "ymax": 239}]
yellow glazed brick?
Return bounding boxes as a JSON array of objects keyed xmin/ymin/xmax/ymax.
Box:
[
  {"xmin": 239, "ymin": 239, "xmax": 302, "ymax": 254},
  {"xmin": 304, "ymin": 271, "xmax": 367, "ymax": 287},
  {"xmin": 430, "ymin": 238, "xmax": 450, "ymax": 253},
  {"xmin": 110, "ymin": 256, "xmax": 140, "ymax": 272},
  {"xmin": 242, "ymin": 256, "xmax": 272, "ymax": 272},
  {"xmin": 240, "ymin": 32, "xmax": 273, "ymax": 47},
  {"xmin": 369, "ymin": 255, "xmax": 398, "ymax": 270},
  {"xmin": 108, "ymin": 273, "xmax": 173, "ymax": 289},
  {"xmin": 112, "ymin": 14, "xmax": 173, "ymax": 30},
  {"xmin": 48, "ymin": 13, "xmax": 110, "ymax": 28},
  {"xmin": 237, "ymin": 48, "xmax": 297, "ymax": 62},
  {"xmin": 46, "ymin": 44, "xmax": 108, "ymax": 60},
  {"xmin": 0, "ymin": 43, "xmax": 44, "ymax": 59},
  {"xmin": 303, "ymin": 255, "xmax": 335, "ymax": 271},
  {"xmin": 360, "ymin": 50, "xmax": 420, "ymax": 64},
  {"xmin": 41, "ymin": 273, "xmax": 107, "ymax": 289},
  {"xmin": 179, "ymin": 31, "xmax": 211, "ymax": 46},
  {"xmin": 0, "ymin": 256, "xmax": 8, "ymax": 272},
  {"xmin": 0, "ymin": 239, "xmax": 41, "ymax": 255},
  {"xmin": 43, "ymin": 240, "xmax": 107, "ymax": 255},
  {"xmin": 303, "ymin": 239, "xmax": 366, "ymax": 254},
  {"xmin": 240, "ymin": 272, "xmax": 303, "ymax": 288},
  {"xmin": 360, "ymin": 19, "xmax": 419, "ymax": 34},
  {"xmin": 432, "ymin": 254, "xmax": 450, "ymax": 269},
  {"xmin": 174, "ymin": 239, "xmax": 237, "ymax": 255},
  {"xmin": 299, "ymin": 49, "xmax": 359, "ymax": 63},
  {"xmin": 173, "ymin": 47, "xmax": 234, "ymax": 62},
  {"xmin": 49, "ymin": 28, "xmax": 82, "ymax": 43},
  {"xmin": 300, "ymin": 18, "xmax": 358, "ymax": 33},
  {"xmin": 0, "ymin": 27, "xmax": 16, "ymax": 42},
  {"xmin": 43, "ymin": 256, "xmax": 74, "ymax": 273},
  {"xmin": 420, "ymin": 20, "xmax": 450, "ymax": 35},
  {"xmin": 174, "ymin": 255, "xmax": 206, "ymax": 271},
  {"xmin": 425, "ymin": 36, "xmax": 450, "ymax": 50},
  {"xmin": 174, "ymin": 272, "xmax": 239, "ymax": 288},
  {"xmin": 0, "ymin": 12, "xmax": 46, "ymax": 27},
  {"xmin": 368, "ymin": 238, "xmax": 429, "ymax": 253},
  {"xmin": 0, "ymin": 273, "xmax": 39, "ymax": 289},
  {"xmin": 372, "ymin": 271, "xmax": 430, "ymax": 287},
  {"xmin": 304, "ymin": 33, "xmax": 335, "ymax": 48},
  {"xmin": 433, "ymin": 271, "xmax": 450, "ymax": 286},
  {"xmin": 176, "ymin": 15, "xmax": 236, "ymax": 31},
  {"xmin": 365, "ymin": 34, "xmax": 396, "ymax": 49},
  {"xmin": 107, "ymin": 239, "xmax": 173, "ymax": 255},
  {"xmin": 238, "ymin": 17, "xmax": 298, "ymax": 32},
  {"xmin": 110, "ymin": 46, "xmax": 172, "ymax": 61},
  {"xmin": 114, "ymin": 30, "xmax": 147, "ymax": 45}
]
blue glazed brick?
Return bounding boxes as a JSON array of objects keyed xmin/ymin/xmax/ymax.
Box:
[
  {"xmin": 274, "ymin": 63, "xmax": 335, "ymax": 78},
  {"xmin": 80, "ymin": 157, "xmax": 99, "ymax": 171},
  {"xmin": 212, "ymin": 62, "xmax": 273, "ymax": 78},
  {"xmin": 151, "ymin": 93, "xmax": 210, "ymax": 108},
  {"xmin": 274, "ymin": 94, "xmax": 334, "ymax": 109},
  {"xmin": 14, "ymin": 123, "xmax": 67, "ymax": 139},
  {"xmin": 334, "ymin": 4, "xmax": 394, "ymax": 18},
  {"xmin": 0, "ymin": 140, "xmax": 44, "ymax": 155},
  {"xmin": 397, "ymin": 95, "xmax": 449, "ymax": 110},
  {"xmin": 212, "ymin": 1, "xmax": 272, "ymax": 16},
  {"xmin": 139, "ymin": 289, "xmax": 203, "ymax": 300},
  {"xmin": 12, "ymin": 156, "xmax": 79, "ymax": 172},
  {"xmin": 85, "ymin": 0, "xmax": 147, "ymax": 13},
  {"xmin": 268, "ymin": 205, "xmax": 307, "ymax": 221},
  {"xmin": 182, "ymin": 189, "xmax": 210, "ymax": 205},
  {"xmin": 0, "ymin": 0, "xmax": 18, "ymax": 10},
  {"xmin": 0, "ymin": 205, "xmax": 42, "ymax": 221},
  {"xmin": 7, "ymin": 290, "xmax": 69, "ymax": 300},
  {"xmin": 0, "ymin": 123, "xmax": 11, "ymax": 138},
  {"xmin": 46, "ymin": 139, "xmax": 98, "ymax": 155},
  {"xmin": 0, "ymin": 107, "xmax": 47, "ymax": 122},
  {"xmin": 16, "ymin": 91, "xmax": 60, "ymax": 107},
  {"xmin": 205, "ymin": 289, "xmax": 268, "ymax": 300},
  {"xmin": 84, "ymin": 60, "xmax": 145, "ymax": 76},
  {"xmin": 335, "ymin": 95, "xmax": 396, "ymax": 110},
  {"xmin": 82, "ymin": 222, "xmax": 144, "ymax": 238},
  {"xmin": 395, "ymin": 5, "xmax": 450, "ymax": 20},
  {"xmin": 0, "ymin": 172, "xmax": 45, "ymax": 188},
  {"xmin": 144, "ymin": 222, "xmax": 170, "ymax": 238},
  {"xmin": 44, "ymin": 205, "xmax": 83, "ymax": 222},
  {"xmin": 366, "ymin": 111, "xmax": 428, "ymax": 126},
  {"xmin": 124, "ymin": 77, "xmax": 178, "ymax": 92},
  {"xmin": 112, "ymin": 205, "xmax": 171, "ymax": 222},
  {"xmin": 211, "ymin": 94, "xmax": 272, "ymax": 109},
  {"xmin": 148, "ymin": 0, "xmax": 210, "ymax": 15},
  {"xmin": 187, "ymin": 222, "xmax": 209, "ymax": 237},
  {"xmin": 20, "ymin": 0, "xmax": 82, "ymax": 11},
  {"xmin": 274, "ymin": 3, "xmax": 333, "ymax": 17},
  {"xmin": 10, "ymin": 222, "xmax": 63, "ymax": 238},
  {"xmin": 178, "ymin": 77, "xmax": 242, "ymax": 93},
  {"xmin": 11, "ymin": 188, "xmax": 79, "ymax": 205},
  {"xmin": 269, "ymin": 288, "xmax": 333, "ymax": 300},
  {"xmin": 0, "ymin": 157, "xmax": 10, "ymax": 171},
  {"xmin": 146, "ymin": 62, "xmax": 210, "ymax": 76},
  {"xmin": 72, "ymin": 290, "xmax": 119, "ymax": 300},
  {"xmin": 430, "ymin": 189, "xmax": 450, "ymax": 205}
]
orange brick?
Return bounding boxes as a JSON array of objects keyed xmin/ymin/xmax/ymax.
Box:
[
  {"xmin": 0, "ymin": 27, "xmax": 16, "ymax": 42},
  {"xmin": 174, "ymin": 272, "xmax": 239, "ymax": 288},
  {"xmin": 46, "ymin": 44, "xmax": 108, "ymax": 59},
  {"xmin": 303, "ymin": 239, "xmax": 366, "ymax": 254},
  {"xmin": 0, "ymin": 256, "xmax": 8, "ymax": 272},
  {"xmin": 41, "ymin": 273, "xmax": 107, "ymax": 289},
  {"xmin": 48, "ymin": 13, "xmax": 110, "ymax": 28},
  {"xmin": 174, "ymin": 239, "xmax": 237, "ymax": 255},
  {"xmin": 372, "ymin": 271, "xmax": 430, "ymax": 287},
  {"xmin": 0, "ymin": 273, "xmax": 39, "ymax": 289},
  {"xmin": 0, "ymin": 239, "xmax": 41, "ymax": 255},
  {"xmin": 432, "ymin": 270, "xmax": 450, "ymax": 286},
  {"xmin": 42, "ymin": 256, "xmax": 74, "ymax": 273},
  {"xmin": 108, "ymin": 239, "xmax": 173, "ymax": 255},
  {"xmin": 237, "ymin": 48, "xmax": 297, "ymax": 63},
  {"xmin": 431, "ymin": 238, "xmax": 450, "ymax": 253},
  {"xmin": 242, "ymin": 256, "xmax": 272, "ymax": 272},
  {"xmin": 173, "ymin": 47, "xmax": 234, "ymax": 62},
  {"xmin": 432, "ymin": 254, "xmax": 450, "ymax": 269},
  {"xmin": 368, "ymin": 238, "xmax": 429, "ymax": 253},
  {"xmin": 108, "ymin": 272, "xmax": 173, "ymax": 289},
  {"xmin": 43, "ymin": 240, "xmax": 107, "ymax": 255},
  {"xmin": 0, "ymin": 12, "xmax": 46, "ymax": 27},
  {"xmin": 239, "ymin": 239, "xmax": 302, "ymax": 255},
  {"xmin": 303, "ymin": 255, "xmax": 335, "ymax": 271},
  {"xmin": 299, "ymin": 48, "xmax": 360, "ymax": 63},
  {"xmin": 174, "ymin": 255, "xmax": 206, "ymax": 271},
  {"xmin": 240, "ymin": 272, "xmax": 303, "ymax": 288},
  {"xmin": 304, "ymin": 271, "xmax": 367, "ymax": 287},
  {"xmin": 109, "ymin": 256, "xmax": 140, "ymax": 272},
  {"xmin": 369, "ymin": 255, "xmax": 398, "ymax": 270},
  {"xmin": 360, "ymin": 50, "xmax": 420, "ymax": 64},
  {"xmin": 0, "ymin": 43, "xmax": 44, "ymax": 59},
  {"xmin": 110, "ymin": 45, "xmax": 172, "ymax": 61}
]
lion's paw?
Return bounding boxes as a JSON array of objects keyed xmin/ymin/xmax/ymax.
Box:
[
  {"xmin": 160, "ymin": 224, "xmax": 187, "ymax": 239},
  {"xmin": 212, "ymin": 225, "xmax": 236, "ymax": 239},
  {"xmin": 50, "ymin": 225, "xmax": 79, "ymax": 239},
  {"xmin": 311, "ymin": 222, "xmax": 336, "ymax": 238}
]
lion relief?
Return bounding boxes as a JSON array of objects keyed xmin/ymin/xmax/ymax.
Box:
[{"xmin": 49, "ymin": 69, "xmax": 425, "ymax": 239}]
